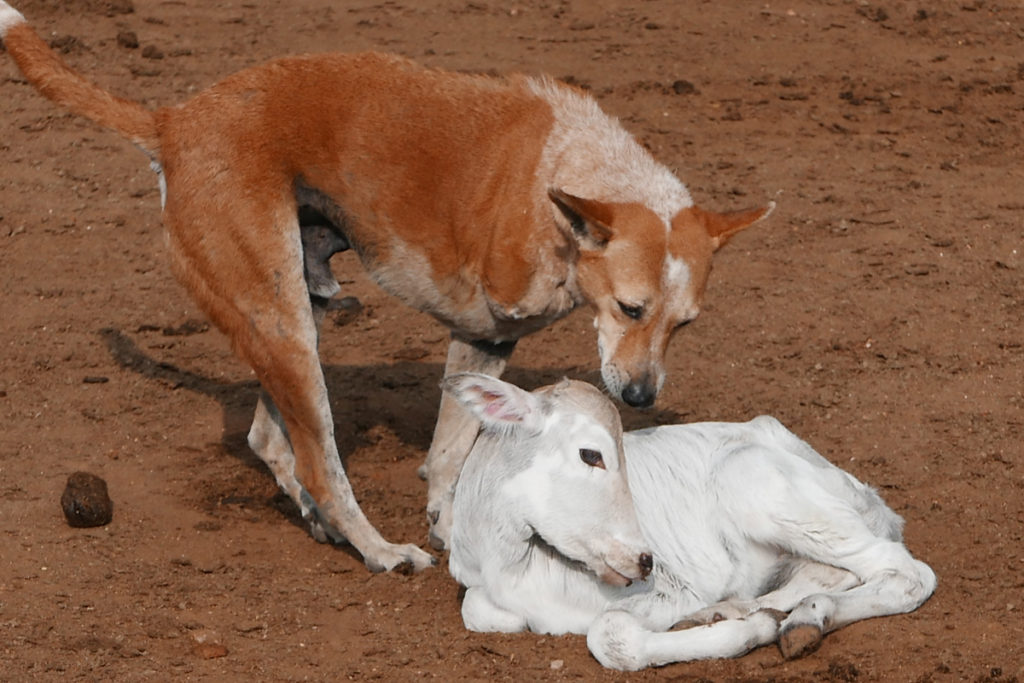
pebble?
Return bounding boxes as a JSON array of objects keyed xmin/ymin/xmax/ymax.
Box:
[{"xmin": 116, "ymin": 31, "xmax": 139, "ymax": 49}]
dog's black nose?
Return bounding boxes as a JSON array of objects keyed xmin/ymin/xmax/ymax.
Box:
[
  {"xmin": 639, "ymin": 552, "xmax": 654, "ymax": 578},
  {"xmin": 622, "ymin": 382, "xmax": 655, "ymax": 408}
]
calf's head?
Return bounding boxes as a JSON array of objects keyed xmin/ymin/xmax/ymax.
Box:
[
  {"xmin": 550, "ymin": 189, "xmax": 771, "ymax": 407},
  {"xmin": 443, "ymin": 372, "xmax": 652, "ymax": 586}
]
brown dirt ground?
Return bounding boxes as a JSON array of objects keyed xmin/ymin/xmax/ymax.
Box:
[{"xmin": 2, "ymin": 0, "xmax": 1022, "ymax": 680}]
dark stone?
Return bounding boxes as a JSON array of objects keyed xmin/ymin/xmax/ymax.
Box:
[
  {"xmin": 672, "ymin": 79, "xmax": 698, "ymax": 95},
  {"xmin": 116, "ymin": 31, "xmax": 139, "ymax": 49},
  {"xmin": 61, "ymin": 472, "xmax": 113, "ymax": 528}
]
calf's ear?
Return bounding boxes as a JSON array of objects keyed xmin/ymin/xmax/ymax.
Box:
[{"xmin": 441, "ymin": 373, "xmax": 546, "ymax": 434}]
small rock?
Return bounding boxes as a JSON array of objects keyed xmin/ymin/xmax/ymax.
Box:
[
  {"xmin": 672, "ymin": 79, "xmax": 698, "ymax": 95},
  {"xmin": 116, "ymin": 31, "xmax": 139, "ymax": 49},
  {"xmin": 49, "ymin": 34, "xmax": 86, "ymax": 55},
  {"xmin": 141, "ymin": 45, "xmax": 164, "ymax": 60},
  {"xmin": 191, "ymin": 629, "xmax": 228, "ymax": 659},
  {"xmin": 904, "ymin": 263, "xmax": 936, "ymax": 276},
  {"xmin": 234, "ymin": 621, "xmax": 266, "ymax": 634},
  {"xmin": 61, "ymin": 472, "xmax": 113, "ymax": 528},
  {"xmin": 162, "ymin": 318, "xmax": 209, "ymax": 336},
  {"xmin": 193, "ymin": 642, "xmax": 228, "ymax": 659},
  {"xmin": 100, "ymin": 0, "xmax": 135, "ymax": 16}
]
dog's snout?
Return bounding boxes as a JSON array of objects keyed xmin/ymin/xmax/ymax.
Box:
[
  {"xmin": 622, "ymin": 382, "xmax": 656, "ymax": 408},
  {"xmin": 639, "ymin": 552, "xmax": 654, "ymax": 579}
]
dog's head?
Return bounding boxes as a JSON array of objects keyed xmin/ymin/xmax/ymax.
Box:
[{"xmin": 550, "ymin": 189, "xmax": 771, "ymax": 407}]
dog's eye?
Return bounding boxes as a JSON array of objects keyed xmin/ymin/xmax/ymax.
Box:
[
  {"xmin": 579, "ymin": 448, "xmax": 605, "ymax": 469},
  {"xmin": 618, "ymin": 301, "xmax": 644, "ymax": 320}
]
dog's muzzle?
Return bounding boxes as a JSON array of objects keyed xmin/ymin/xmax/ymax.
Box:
[{"xmin": 621, "ymin": 381, "xmax": 656, "ymax": 408}]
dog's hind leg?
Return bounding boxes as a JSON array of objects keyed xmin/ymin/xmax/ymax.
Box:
[
  {"xmin": 424, "ymin": 336, "xmax": 516, "ymax": 550},
  {"xmin": 165, "ymin": 195, "xmax": 433, "ymax": 573}
]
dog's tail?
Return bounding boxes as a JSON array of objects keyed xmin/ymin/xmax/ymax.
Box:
[{"xmin": 1, "ymin": 2, "xmax": 159, "ymax": 156}]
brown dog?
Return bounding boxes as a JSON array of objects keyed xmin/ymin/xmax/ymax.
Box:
[{"xmin": 1, "ymin": 3, "xmax": 770, "ymax": 571}]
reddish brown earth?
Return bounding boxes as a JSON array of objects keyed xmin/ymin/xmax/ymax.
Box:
[{"xmin": 2, "ymin": 1, "xmax": 1022, "ymax": 680}]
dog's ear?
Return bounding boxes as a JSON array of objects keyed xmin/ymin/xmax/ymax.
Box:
[
  {"xmin": 548, "ymin": 188, "xmax": 614, "ymax": 251},
  {"xmin": 691, "ymin": 202, "xmax": 775, "ymax": 251}
]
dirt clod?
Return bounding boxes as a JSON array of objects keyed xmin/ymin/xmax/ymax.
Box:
[
  {"xmin": 116, "ymin": 31, "xmax": 139, "ymax": 49},
  {"xmin": 60, "ymin": 471, "xmax": 113, "ymax": 528}
]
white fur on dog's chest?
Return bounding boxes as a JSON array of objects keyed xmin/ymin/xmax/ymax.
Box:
[{"xmin": 365, "ymin": 233, "xmax": 581, "ymax": 341}]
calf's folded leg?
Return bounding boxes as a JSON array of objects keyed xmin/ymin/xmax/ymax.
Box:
[{"xmin": 588, "ymin": 609, "xmax": 782, "ymax": 671}]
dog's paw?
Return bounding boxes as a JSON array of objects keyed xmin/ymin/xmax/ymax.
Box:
[
  {"xmin": 364, "ymin": 543, "xmax": 437, "ymax": 574},
  {"xmin": 306, "ymin": 513, "xmax": 349, "ymax": 546},
  {"xmin": 309, "ymin": 522, "xmax": 329, "ymax": 544}
]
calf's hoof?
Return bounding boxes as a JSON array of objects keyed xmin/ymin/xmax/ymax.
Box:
[{"xmin": 778, "ymin": 622, "xmax": 823, "ymax": 660}]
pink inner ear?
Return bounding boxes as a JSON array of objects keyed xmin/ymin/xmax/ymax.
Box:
[{"xmin": 480, "ymin": 394, "xmax": 524, "ymax": 422}]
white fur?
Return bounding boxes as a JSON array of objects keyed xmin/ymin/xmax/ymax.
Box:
[
  {"xmin": 0, "ymin": 1, "xmax": 25, "ymax": 36},
  {"xmin": 664, "ymin": 256, "xmax": 694, "ymax": 315},
  {"xmin": 444, "ymin": 374, "xmax": 936, "ymax": 671},
  {"xmin": 445, "ymin": 374, "xmax": 652, "ymax": 630},
  {"xmin": 528, "ymin": 77, "xmax": 692, "ymax": 227},
  {"xmin": 149, "ymin": 160, "xmax": 167, "ymax": 210}
]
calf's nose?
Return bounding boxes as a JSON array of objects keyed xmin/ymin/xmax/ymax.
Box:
[
  {"xmin": 622, "ymin": 382, "xmax": 656, "ymax": 408},
  {"xmin": 639, "ymin": 552, "xmax": 654, "ymax": 579}
]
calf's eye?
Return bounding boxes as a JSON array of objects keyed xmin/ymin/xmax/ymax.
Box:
[{"xmin": 579, "ymin": 448, "xmax": 606, "ymax": 469}]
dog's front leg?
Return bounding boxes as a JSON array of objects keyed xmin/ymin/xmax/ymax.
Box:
[
  {"xmin": 424, "ymin": 336, "xmax": 516, "ymax": 550},
  {"xmin": 246, "ymin": 294, "xmax": 350, "ymax": 543},
  {"xmin": 242, "ymin": 288, "xmax": 435, "ymax": 571},
  {"xmin": 244, "ymin": 351, "xmax": 435, "ymax": 572},
  {"xmin": 248, "ymin": 391, "xmax": 326, "ymax": 538}
]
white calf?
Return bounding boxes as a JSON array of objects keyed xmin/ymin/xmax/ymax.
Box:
[{"xmin": 443, "ymin": 373, "xmax": 935, "ymax": 671}]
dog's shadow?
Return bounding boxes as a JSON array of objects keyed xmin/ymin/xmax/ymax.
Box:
[{"xmin": 99, "ymin": 326, "xmax": 681, "ymax": 534}]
